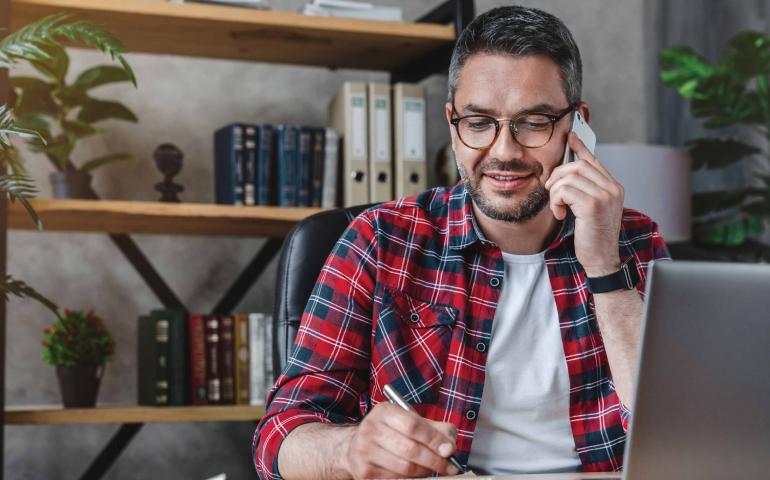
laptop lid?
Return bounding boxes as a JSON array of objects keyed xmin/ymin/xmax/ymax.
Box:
[{"xmin": 624, "ymin": 260, "xmax": 770, "ymax": 480}]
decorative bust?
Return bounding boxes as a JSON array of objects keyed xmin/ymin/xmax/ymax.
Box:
[{"xmin": 154, "ymin": 143, "xmax": 185, "ymax": 202}]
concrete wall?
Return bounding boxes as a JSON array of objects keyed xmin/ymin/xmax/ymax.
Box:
[{"xmin": 5, "ymin": 1, "xmax": 648, "ymax": 478}]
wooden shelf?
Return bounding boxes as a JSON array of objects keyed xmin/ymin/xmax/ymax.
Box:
[
  {"xmin": 5, "ymin": 404, "xmax": 264, "ymax": 425},
  {"xmin": 10, "ymin": 0, "xmax": 456, "ymax": 70},
  {"xmin": 8, "ymin": 198, "xmax": 323, "ymax": 237}
]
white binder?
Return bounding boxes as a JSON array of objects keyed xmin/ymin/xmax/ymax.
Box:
[
  {"xmin": 393, "ymin": 82, "xmax": 427, "ymax": 198},
  {"xmin": 329, "ymin": 82, "xmax": 369, "ymax": 207},
  {"xmin": 367, "ymin": 82, "xmax": 393, "ymax": 203}
]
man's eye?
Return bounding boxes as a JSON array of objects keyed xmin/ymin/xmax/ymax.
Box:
[
  {"xmin": 466, "ymin": 119, "xmax": 495, "ymax": 130},
  {"xmin": 518, "ymin": 116, "xmax": 551, "ymax": 130}
]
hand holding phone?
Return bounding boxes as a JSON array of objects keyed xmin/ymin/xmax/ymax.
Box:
[{"xmin": 561, "ymin": 111, "xmax": 596, "ymax": 164}]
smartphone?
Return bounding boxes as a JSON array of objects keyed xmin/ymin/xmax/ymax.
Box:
[{"xmin": 561, "ymin": 110, "xmax": 597, "ymax": 164}]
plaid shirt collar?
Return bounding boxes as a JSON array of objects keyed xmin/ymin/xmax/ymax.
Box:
[{"xmin": 446, "ymin": 181, "xmax": 575, "ymax": 251}]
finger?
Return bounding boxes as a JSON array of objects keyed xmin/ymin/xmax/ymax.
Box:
[
  {"xmin": 549, "ymin": 171, "xmax": 609, "ymax": 200},
  {"xmin": 383, "ymin": 406, "xmax": 456, "ymax": 455},
  {"xmin": 545, "ymin": 159, "xmax": 614, "ymax": 191},
  {"xmin": 378, "ymin": 421, "xmax": 458, "ymax": 475},
  {"xmin": 373, "ymin": 430, "xmax": 441, "ymax": 478},
  {"xmin": 567, "ymin": 132, "xmax": 613, "ymax": 178},
  {"xmin": 550, "ymin": 184, "xmax": 591, "ymax": 220}
]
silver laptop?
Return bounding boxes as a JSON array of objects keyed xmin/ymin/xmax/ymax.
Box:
[{"xmin": 619, "ymin": 260, "xmax": 770, "ymax": 480}]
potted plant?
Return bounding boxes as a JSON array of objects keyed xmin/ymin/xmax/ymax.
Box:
[
  {"xmin": 9, "ymin": 14, "xmax": 138, "ymax": 198},
  {"xmin": 42, "ymin": 308, "xmax": 116, "ymax": 407},
  {"xmin": 660, "ymin": 31, "xmax": 770, "ymax": 261},
  {"xmin": 0, "ymin": 14, "xmax": 135, "ymax": 305}
]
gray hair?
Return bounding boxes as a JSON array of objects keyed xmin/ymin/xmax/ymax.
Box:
[{"xmin": 447, "ymin": 6, "xmax": 582, "ymax": 105}]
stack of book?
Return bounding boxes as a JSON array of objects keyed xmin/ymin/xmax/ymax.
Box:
[
  {"xmin": 300, "ymin": 0, "xmax": 402, "ymax": 22},
  {"xmin": 213, "ymin": 81, "xmax": 426, "ymax": 209},
  {"xmin": 137, "ymin": 309, "xmax": 274, "ymax": 407}
]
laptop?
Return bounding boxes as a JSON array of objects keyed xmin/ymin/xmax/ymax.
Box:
[{"xmin": 616, "ymin": 260, "xmax": 770, "ymax": 480}]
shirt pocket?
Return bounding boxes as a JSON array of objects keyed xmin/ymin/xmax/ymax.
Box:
[{"xmin": 372, "ymin": 287, "xmax": 458, "ymax": 406}]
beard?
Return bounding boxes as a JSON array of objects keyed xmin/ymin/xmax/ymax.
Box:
[{"xmin": 458, "ymin": 157, "xmax": 549, "ymax": 223}]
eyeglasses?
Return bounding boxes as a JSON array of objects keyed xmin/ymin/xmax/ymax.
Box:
[{"xmin": 450, "ymin": 103, "xmax": 578, "ymax": 150}]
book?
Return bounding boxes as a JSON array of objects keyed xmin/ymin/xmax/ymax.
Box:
[
  {"xmin": 321, "ymin": 127, "xmax": 339, "ymax": 208},
  {"xmin": 248, "ymin": 313, "xmax": 266, "ymax": 405},
  {"xmin": 393, "ymin": 83, "xmax": 427, "ymax": 198},
  {"xmin": 234, "ymin": 314, "xmax": 250, "ymax": 405},
  {"xmin": 329, "ymin": 82, "xmax": 369, "ymax": 207},
  {"xmin": 214, "ymin": 123, "xmax": 246, "ymax": 205},
  {"xmin": 218, "ymin": 314, "xmax": 236, "ymax": 404},
  {"xmin": 188, "ymin": 314, "xmax": 208, "ymax": 405},
  {"xmin": 155, "ymin": 319, "xmax": 170, "ymax": 405},
  {"xmin": 151, "ymin": 308, "xmax": 189, "ymax": 406},
  {"xmin": 297, "ymin": 127, "xmax": 314, "ymax": 207},
  {"xmin": 263, "ymin": 313, "xmax": 275, "ymax": 396},
  {"xmin": 205, "ymin": 315, "xmax": 221, "ymax": 404},
  {"xmin": 138, "ymin": 314, "xmax": 165, "ymax": 406},
  {"xmin": 243, "ymin": 125, "xmax": 258, "ymax": 206},
  {"xmin": 256, "ymin": 124, "xmax": 274, "ymax": 206},
  {"xmin": 275, "ymin": 125, "xmax": 298, "ymax": 206},
  {"xmin": 310, "ymin": 128, "xmax": 325, "ymax": 207},
  {"xmin": 367, "ymin": 82, "xmax": 393, "ymax": 203},
  {"xmin": 300, "ymin": 0, "xmax": 402, "ymax": 21}
]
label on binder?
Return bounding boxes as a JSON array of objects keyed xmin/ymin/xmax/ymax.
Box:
[
  {"xmin": 374, "ymin": 94, "xmax": 391, "ymax": 163},
  {"xmin": 351, "ymin": 93, "xmax": 367, "ymax": 158},
  {"xmin": 403, "ymin": 98, "xmax": 426, "ymax": 161}
]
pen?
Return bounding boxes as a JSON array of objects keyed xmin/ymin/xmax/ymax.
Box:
[{"xmin": 382, "ymin": 384, "xmax": 467, "ymax": 474}]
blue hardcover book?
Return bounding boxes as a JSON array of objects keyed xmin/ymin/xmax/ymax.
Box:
[
  {"xmin": 275, "ymin": 125, "xmax": 298, "ymax": 206},
  {"xmin": 214, "ymin": 123, "xmax": 245, "ymax": 205},
  {"xmin": 310, "ymin": 128, "xmax": 325, "ymax": 207},
  {"xmin": 256, "ymin": 124, "xmax": 274, "ymax": 206},
  {"xmin": 243, "ymin": 125, "xmax": 258, "ymax": 206},
  {"xmin": 297, "ymin": 127, "xmax": 314, "ymax": 206}
]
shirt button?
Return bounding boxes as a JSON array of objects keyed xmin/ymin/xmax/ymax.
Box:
[
  {"xmin": 489, "ymin": 277, "xmax": 501, "ymax": 287},
  {"xmin": 476, "ymin": 342, "xmax": 486, "ymax": 352},
  {"xmin": 466, "ymin": 409, "xmax": 477, "ymax": 421},
  {"xmin": 409, "ymin": 313, "xmax": 420, "ymax": 323}
]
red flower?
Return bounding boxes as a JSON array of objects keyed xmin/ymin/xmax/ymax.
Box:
[
  {"xmin": 44, "ymin": 327, "xmax": 52, "ymax": 334},
  {"xmin": 67, "ymin": 323, "xmax": 78, "ymax": 335},
  {"xmin": 41, "ymin": 341, "xmax": 49, "ymax": 348}
]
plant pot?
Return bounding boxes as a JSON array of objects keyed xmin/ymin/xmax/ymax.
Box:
[
  {"xmin": 56, "ymin": 365, "xmax": 103, "ymax": 408},
  {"xmin": 49, "ymin": 171, "xmax": 92, "ymax": 199}
]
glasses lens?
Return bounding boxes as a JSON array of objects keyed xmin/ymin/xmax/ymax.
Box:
[
  {"xmin": 513, "ymin": 114, "xmax": 554, "ymax": 148},
  {"xmin": 457, "ymin": 116, "xmax": 498, "ymax": 149}
]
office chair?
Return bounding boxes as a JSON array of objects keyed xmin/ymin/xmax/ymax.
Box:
[{"xmin": 272, "ymin": 204, "xmax": 374, "ymax": 379}]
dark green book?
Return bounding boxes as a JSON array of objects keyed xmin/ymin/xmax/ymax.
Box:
[
  {"xmin": 137, "ymin": 314, "xmax": 169, "ymax": 406},
  {"xmin": 151, "ymin": 308, "xmax": 190, "ymax": 406}
]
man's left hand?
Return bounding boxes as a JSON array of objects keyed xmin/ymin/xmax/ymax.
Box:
[{"xmin": 545, "ymin": 132, "xmax": 624, "ymax": 277}]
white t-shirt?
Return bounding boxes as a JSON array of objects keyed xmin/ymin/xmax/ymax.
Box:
[{"xmin": 467, "ymin": 251, "xmax": 581, "ymax": 474}]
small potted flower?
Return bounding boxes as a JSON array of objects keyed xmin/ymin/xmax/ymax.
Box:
[{"xmin": 42, "ymin": 309, "xmax": 116, "ymax": 408}]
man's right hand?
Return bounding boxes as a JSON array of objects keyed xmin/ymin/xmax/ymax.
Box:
[{"xmin": 342, "ymin": 402, "xmax": 461, "ymax": 479}]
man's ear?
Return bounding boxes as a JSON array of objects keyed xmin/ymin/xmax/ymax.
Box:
[
  {"xmin": 445, "ymin": 101, "xmax": 458, "ymax": 149},
  {"xmin": 577, "ymin": 101, "xmax": 591, "ymax": 123}
]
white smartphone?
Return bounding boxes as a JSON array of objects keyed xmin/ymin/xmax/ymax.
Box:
[{"xmin": 561, "ymin": 110, "xmax": 596, "ymax": 164}]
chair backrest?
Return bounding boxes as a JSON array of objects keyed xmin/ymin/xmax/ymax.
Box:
[{"xmin": 272, "ymin": 204, "xmax": 373, "ymax": 379}]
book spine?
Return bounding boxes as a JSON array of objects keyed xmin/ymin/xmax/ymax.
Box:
[
  {"xmin": 276, "ymin": 125, "xmax": 297, "ymax": 206},
  {"xmin": 321, "ymin": 128, "xmax": 339, "ymax": 208},
  {"xmin": 311, "ymin": 128, "xmax": 325, "ymax": 207},
  {"xmin": 263, "ymin": 313, "xmax": 275, "ymax": 396},
  {"xmin": 155, "ymin": 319, "xmax": 170, "ymax": 406},
  {"xmin": 234, "ymin": 314, "xmax": 250, "ymax": 405},
  {"xmin": 249, "ymin": 313, "xmax": 265, "ymax": 405},
  {"xmin": 297, "ymin": 127, "xmax": 313, "ymax": 206},
  {"xmin": 214, "ymin": 124, "xmax": 245, "ymax": 205},
  {"xmin": 257, "ymin": 124, "xmax": 274, "ymax": 206},
  {"xmin": 137, "ymin": 315, "xmax": 157, "ymax": 406},
  {"xmin": 219, "ymin": 314, "xmax": 236, "ymax": 404},
  {"xmin": 188, "ymin": 314, "xmax": 208, "ymax": 405},
  {"xmin": 168, "ymin": 309, "xmax": 189, "ymax": 406},
  {"xmin": 244, "ymin": 125, "xmax": 258, "ymax": 206},
  {"xmin": 204, "ymin": 316, "xmax": 221, "ymax": 404}
]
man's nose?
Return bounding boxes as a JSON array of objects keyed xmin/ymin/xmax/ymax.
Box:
[{"xmin": 488, "ymin": 120, "xmax": 525, "ymax": 160}]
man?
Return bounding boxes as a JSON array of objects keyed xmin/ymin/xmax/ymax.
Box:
[{"xmin": 254, "ymin": 5, "xmax": 669, "ymax": 479}]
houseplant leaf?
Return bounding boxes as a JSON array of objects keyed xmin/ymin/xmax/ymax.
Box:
[
  {"xmin": 72, "ymin": 64, "xmax": 134, "ymax": 92},
  {"xmin": 691, "ymin": 188, "xmax": 766, "ymax": 217},
  {"xmin": 77, "ymin": 98, "xmax": 138, "ymax": 123},
  {"xmin": 1, "ymin": 275, "xmax": 58, "ymax": 315},
  {"xmin": 61, "ymin": 119, "xmax": 100, "ymax": 139},
  {"xmin": 80, "ymin": 153, "xmax": 131, "ymax": 173},
  {"xmin": 0, "ymin": 174, "xmax": 42, "ymax": 230},
  {"xmin": 0, "ymin": 13, "xmax": 69, "ymax": 68},
  {"xmin": 659, "ymin": 46, "xmax": 713, "ymax": 98},
  {"xmin": 26, "ymin": 42, "xmax": 69, "ymax": 84},
  {"xmin": 10, "ymin": 76, "xmax": 58, "ymax": 117},
  {"xmin": 686, "ymin": 138, "xmax": 759, "ymax": 169}
]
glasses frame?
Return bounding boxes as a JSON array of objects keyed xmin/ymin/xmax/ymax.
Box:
[{"xmin": 450, "ymin": 102, "xmax": 579, "ymax": 150}]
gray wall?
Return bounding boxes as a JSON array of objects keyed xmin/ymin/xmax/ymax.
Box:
[{"xmin": 5, "ymin": 1, "xmax": 648, "ymax": 478}]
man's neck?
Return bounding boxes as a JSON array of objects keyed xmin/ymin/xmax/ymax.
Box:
[{"xmin": 472, "ymin": 203, "xmax": 560, "ymax": 255}]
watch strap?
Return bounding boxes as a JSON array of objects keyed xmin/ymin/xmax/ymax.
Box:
[{"xmin": 586, "ymin": 256, "xmax": 640, "ymax": 294}]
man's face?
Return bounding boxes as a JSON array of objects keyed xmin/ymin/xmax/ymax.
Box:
[{"xmin": 445, "ymin": 53, "xmax": 575, "ymax": 223}]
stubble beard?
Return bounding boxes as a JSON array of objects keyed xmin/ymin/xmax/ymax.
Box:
[{"xmin": 457, "ymin": 159, "xmax": 550, "ymax": 223}]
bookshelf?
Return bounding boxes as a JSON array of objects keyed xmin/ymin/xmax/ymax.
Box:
[{"xmin": 1, "ymin": 0, "xmax": 472, "ymax": 479}]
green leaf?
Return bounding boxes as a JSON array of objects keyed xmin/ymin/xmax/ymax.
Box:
[
  {"xmin": 0, "ymin": 146, "xmax": 26, "ymax": 175},
  {"xmin": 77, "ymin": 98, "xmax": 138, "ymax": 124},
  {"xmin": 659, "ymin": 46, "xmax": 713, "ymax": 94},
  {"xmin": 26, "ymin": 42, "xmax": 69, "ymax": 84},
  {"xmin": 72, "ymin": 65, "xmax": 134, "ymax": 91},
  {"xmin": 0, "ymin": 13, "xmax": 69, "ymax": 68},
  {"xmin": 80, "ymin": 153, "xmax": 131, "ymax": 173},
  {"xmin": 61, "ymin": 119, "xmax": 99, "ymax": 139},
  {"xmin": 10, "ymin": 76, "xmax": 59, "ymax": 117},
  {"xmin": 1, "ymin": 274, "xmax": 58, "ymax": 315},
  {"xmin": 686, "ymin": 138, "xmax": 760, "ymax": 169},
  {"xmin": 12, "ymin": 115, "xmax": 52, "ymax": 143},
  {"xmin": 0, "ymin": 174, "xmax": 41, "ymax": 230},
  {"xmin": 43, "ymin": 135, "xmax": 75, "ymax": 169},
  {"xmin": 692, "ymin": 188, "xmax": 766, "ymax": 217}
]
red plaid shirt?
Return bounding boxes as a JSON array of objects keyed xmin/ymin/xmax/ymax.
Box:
[{"xmin": 253, "ymin": 182, "xmax": 670, "ymax": 478}]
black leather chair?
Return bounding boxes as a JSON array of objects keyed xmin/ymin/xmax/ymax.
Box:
[{"xmin": 272, "ymin": 204, "xmax": 374, "ymax": 379}]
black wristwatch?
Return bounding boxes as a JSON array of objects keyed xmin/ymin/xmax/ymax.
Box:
[{"xmin": 586, "ymin": 256, "xmax": 640, "ymax": 294}]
